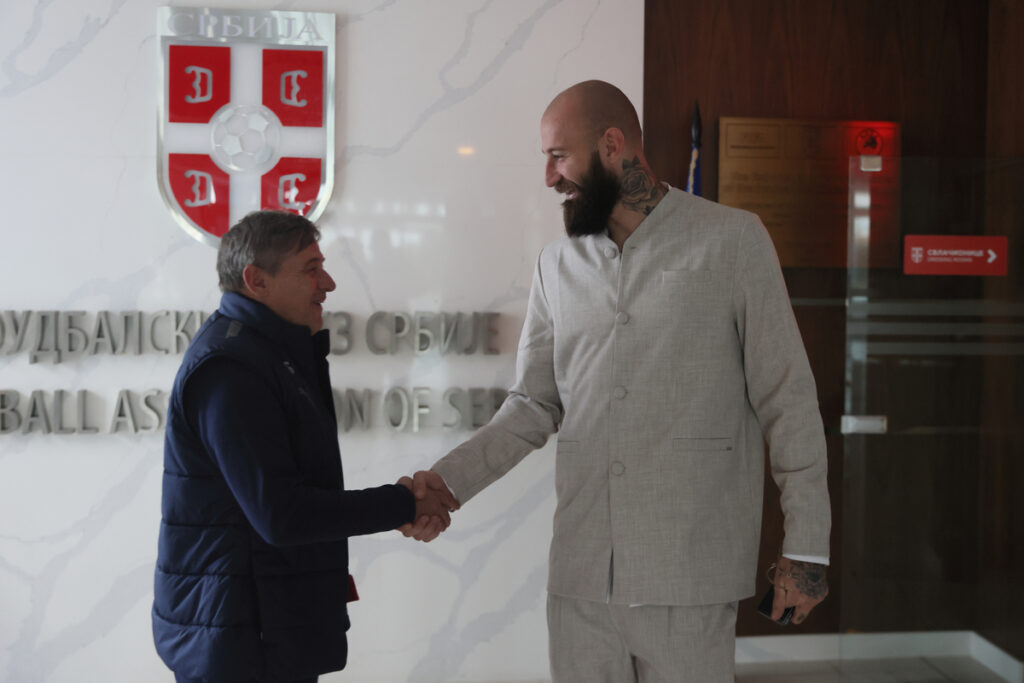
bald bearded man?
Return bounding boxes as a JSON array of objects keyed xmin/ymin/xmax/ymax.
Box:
[{"xmin": 405, "ymin": 80, "xmax": 831, "ymax": 682}]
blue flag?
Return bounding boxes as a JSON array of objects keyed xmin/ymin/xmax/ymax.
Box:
[{"xmin": 686, "ymin": 101, "xmax": 702, "ymax": 196}]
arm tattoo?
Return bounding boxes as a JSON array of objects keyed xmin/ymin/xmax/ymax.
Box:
[
  {"xmin": 619, "ymin": 157, "xmax": 664, "ymax": 215},
  {"xmin": 789, "ymin": 560, "xmax": 829, "ymax": 600}
]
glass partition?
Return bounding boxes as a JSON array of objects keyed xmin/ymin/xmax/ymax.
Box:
[{"xmin": 839, "ymin": 157, "xmax": 1024, "ymax": 681}]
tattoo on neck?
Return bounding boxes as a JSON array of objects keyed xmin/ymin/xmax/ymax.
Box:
[
  {"xmin": 619, "ymin": 156, "xmax": 664, "ymax": 215},
  {"xmin": 789, "ymin": 560, "xmax": 829, "ymax": 600}
]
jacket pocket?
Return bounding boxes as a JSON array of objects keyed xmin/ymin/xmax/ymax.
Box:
[
  {"xmin": 662, "ymin": 269, "xmax": 714, "ymax": 284},
  {"xmin": 672, "ymin": 437, "xmax": 734, "ymax": 452},
  {"xmin": 554, "ymin": 440, "xmax": 582, "ymax": 500}
]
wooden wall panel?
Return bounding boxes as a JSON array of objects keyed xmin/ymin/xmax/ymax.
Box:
[
  {"xmin": 978, "ymin": 0, "xmax": 1024, "ymax": 659},
  {"xmin": 644, "ymin": 0, "xmax": 988, "ymax": 203},
  {"xmin": 986, "ymin": 0, "xmax": 1024, "ymax": 159}
]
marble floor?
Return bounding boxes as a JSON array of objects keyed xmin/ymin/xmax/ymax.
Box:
[{"xmin": 736, "ymin": 657, "xmax": 1009, "ymax": 683}]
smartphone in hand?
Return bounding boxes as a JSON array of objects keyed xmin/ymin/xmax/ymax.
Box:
[{"xmin": 756, "ymin": 586, "xmax": 794, "ymax": 625}]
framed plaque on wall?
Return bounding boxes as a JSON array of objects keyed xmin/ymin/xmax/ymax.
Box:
[{"xmin": 718, "ymin": 117, "xmax": 900, "ymax": 268}]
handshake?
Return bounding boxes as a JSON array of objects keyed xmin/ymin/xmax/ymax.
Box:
[{"xmin": 396, "ymin": 470, "xmax": 461, "ymax": 542}]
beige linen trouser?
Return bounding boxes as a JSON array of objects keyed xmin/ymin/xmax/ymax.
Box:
[{"xmin": 547, "ymin": 593, "xmax": 737, "ymax": 682}]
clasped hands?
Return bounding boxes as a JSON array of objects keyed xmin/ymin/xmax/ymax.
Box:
[{"xmin": 396, "ymin": 470, "xmax": 460, "ymax": 542}]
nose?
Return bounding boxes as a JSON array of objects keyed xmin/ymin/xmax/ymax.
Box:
[
  {"xmin": 545, "ymin": 158, "xmax": 560, "ymax": 188},
  {"xmin": 320, "ymin": 269, "xmax": 336, "ymax": 292}
]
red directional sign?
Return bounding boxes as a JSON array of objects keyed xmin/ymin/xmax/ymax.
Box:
[{"xmin": 904, "ymin": 235, "xmax": 1008, "ymax": 276}]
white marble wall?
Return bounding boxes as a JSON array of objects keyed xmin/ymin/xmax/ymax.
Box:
[{"xmin": 0, "ymin": 1, "xmax": 643, "ymax": 681}]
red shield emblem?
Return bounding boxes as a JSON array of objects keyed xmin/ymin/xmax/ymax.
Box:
[{"xmin": 157, "ymin": 7, "xmax": 335, "ymax": 245}]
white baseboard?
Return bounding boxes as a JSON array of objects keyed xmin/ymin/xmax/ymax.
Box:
[
  {"xmin": 736, "ymin": 631, "xmax": 1023, "ymax": 683},
  {"xmin": 970, "ymin": 633, "xmax": 1024, "ymax": 683},
  {"xmin": 736, "ymin": 633, "xmax": 840, "ymax": 662}
]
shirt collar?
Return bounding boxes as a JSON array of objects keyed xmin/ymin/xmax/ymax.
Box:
[{"xmin": 599, "ymin": 183, "xmax": 680, "ymax": 249}]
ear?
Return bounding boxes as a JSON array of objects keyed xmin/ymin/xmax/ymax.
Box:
[
  {"xmin": 597, "ymin": 126, "xmax": 626, "ymax": 164},
  {"xmin": 241, "ymin": 264, "xmax": 268, "ymax": 300}
]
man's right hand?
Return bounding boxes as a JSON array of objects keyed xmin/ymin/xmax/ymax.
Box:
[{"xmin": 396, "ymin": 471, "xmax": 460, "ymax": 542}]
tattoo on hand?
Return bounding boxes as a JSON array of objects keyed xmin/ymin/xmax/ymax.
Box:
[
  {"xmin": 789, "ymin": 560, "xmax": 828, "ymax": 600},
  {"xmin": 619, "ymin": 157, "xmax": 664, "ymax": 215}
]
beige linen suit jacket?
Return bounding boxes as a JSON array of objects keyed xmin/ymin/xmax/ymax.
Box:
[{"xmin": 434, "ymin": 186, "xmax": 830, "ymax": 606}]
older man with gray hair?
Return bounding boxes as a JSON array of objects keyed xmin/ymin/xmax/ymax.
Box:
[{"xmin": 153, "ymin": 210, "xmax": 455, "ymax": 683}]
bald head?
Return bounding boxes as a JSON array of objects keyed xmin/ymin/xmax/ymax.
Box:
[
  {"xmin": 544, "ymin": 80, "xmax": 643, "ymax": 148},
  {"xmin": 540, "ymin": 80, "xmax": 663, "ymax": 238}
]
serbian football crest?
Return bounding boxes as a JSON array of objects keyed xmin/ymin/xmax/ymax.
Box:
[{"xmin": 157, "ymin": 7, "xmax": 335, "ymax": 245}]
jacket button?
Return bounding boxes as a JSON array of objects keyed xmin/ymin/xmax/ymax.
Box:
[
  {"xmin": 615, "ymin": 312, "xmax": 630, "ymax": 325},
  {"xmin": 612, "ymin": 386, "xmax": 627, "ymax": 399},
  {"xmin": 604, "ymin": 246, "xmax": 618, "ymax": 259},
  {"xmin": 611, "ymin": 461, "xmax": 626, "ymax": 476}
]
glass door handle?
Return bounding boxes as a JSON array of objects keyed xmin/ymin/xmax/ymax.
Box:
[{"xmin": 840, "ymin": 415, "xmax": 888, "ymax": 434}]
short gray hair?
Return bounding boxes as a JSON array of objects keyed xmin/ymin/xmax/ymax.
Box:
[{"xmin": 217, "ymin": 211, "xmax": 320, "ymax": 293}]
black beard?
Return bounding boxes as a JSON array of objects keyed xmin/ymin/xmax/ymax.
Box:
[{"xmin": 561, "ymin": 151, "xmax": 622, "ymax": 238}]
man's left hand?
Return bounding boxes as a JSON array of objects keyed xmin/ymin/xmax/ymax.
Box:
[{"xmin": 770, "ymin": 557, "xmax": 828, "ymax": 625}]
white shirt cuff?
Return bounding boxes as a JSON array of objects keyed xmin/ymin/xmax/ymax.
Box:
[
  {"xmin": 783, "ymin": 553, "xmax": 829, "ymax": 566},
  {"xmin": 435, "ymin": 472, "xmax": 461, "ymax": 505}
]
